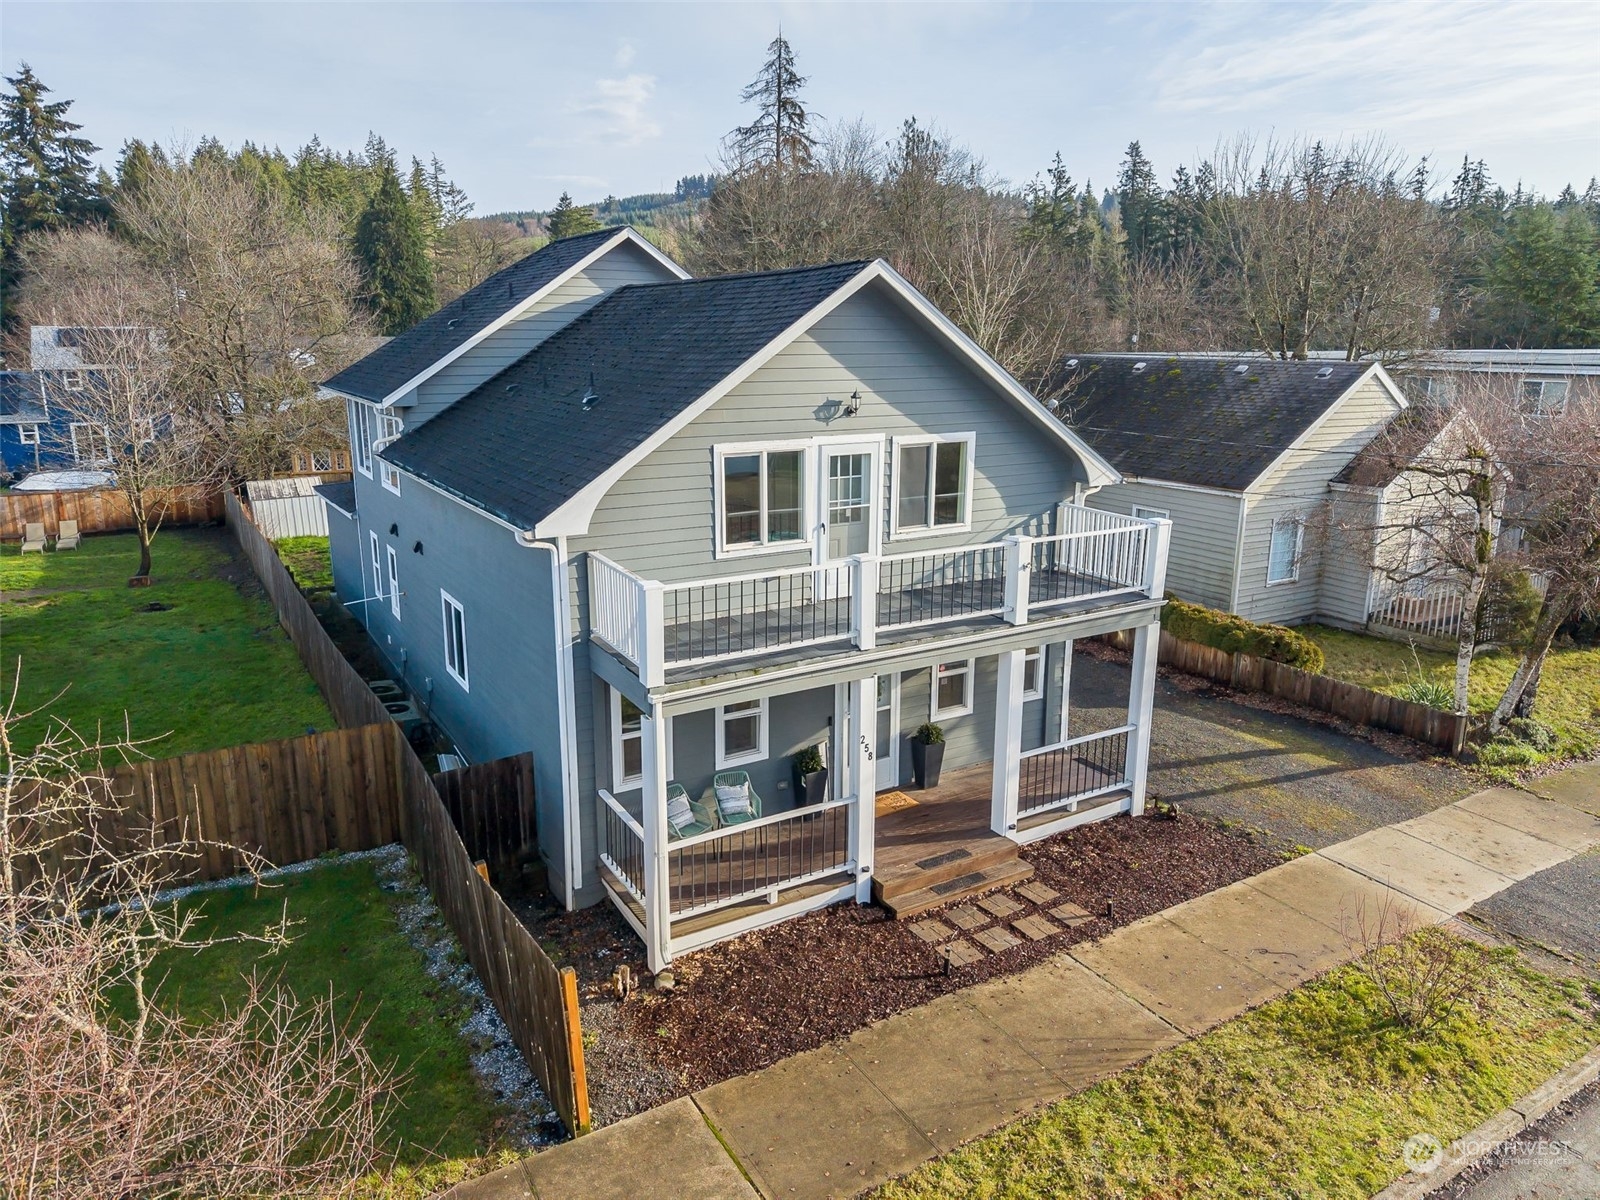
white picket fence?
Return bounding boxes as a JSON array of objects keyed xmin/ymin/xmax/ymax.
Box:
[{"xmin": 1369, "ymin": 571, "xmax": 1549, "ymax": 644}]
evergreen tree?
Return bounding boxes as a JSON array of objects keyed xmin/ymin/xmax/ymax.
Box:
[
  {"xmin": 546, "ymin": 191, "xmax": 603, "ymax": 239},
  {"xmin": 1480, "ymin": 204, "xmax": 1600, "ymax": 346},
  {"xmin": 0, "ymin": 63, "xmax": 106, "ymax": 282},
  {"xmin": 353, "ymin": 161, "xmax": 436, "ymax": 334},
  {"xmin": 731, "ymin": 33, "xmax": 816, "ymax": 170},
  {"xmin": 1115, "ymin": 140, "xmax": 1165, "ymax": 258}
]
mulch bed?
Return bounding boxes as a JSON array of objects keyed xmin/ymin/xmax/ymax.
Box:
[{"xmin": 513, "ymin": 810, "xmax": 1283, "ymax": 1127}]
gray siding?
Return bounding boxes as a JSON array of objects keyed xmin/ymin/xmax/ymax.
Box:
[
  {"xmin": 1320, "ymin": 489, "xmax": 1382, "ymax": 629},
  {"xmin": 402, "ymin": 242, "xmax": 677, "ymax": 428},
  {"xmin": 1086, "ymin": 481, "xmax": 1242, "ymax": 610},
  {"xmin": 326, "ymin": 503, "xmax": 363, "ymax": 611},
  {"xmin": 1236, "ymin": 373, "xmax": 1402, "ymax": 625}
]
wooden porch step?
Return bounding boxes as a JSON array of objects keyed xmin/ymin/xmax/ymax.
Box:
[
  {"xmin": 873, "ymin": 856, "xmax": 1034, "ymax": 920},
  {"xmin": 872, "ymin": 833, "xmax": 1024, "ymax": 901}
]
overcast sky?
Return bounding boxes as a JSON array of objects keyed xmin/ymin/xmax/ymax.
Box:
[{"xmin": 6, "ymin": 1, "xmax": 1597, "ymax": 214}]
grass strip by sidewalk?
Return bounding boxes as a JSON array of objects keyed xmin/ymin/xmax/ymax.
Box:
[{"xmin": 877, "ymin": 937, "xmax": 1600, "ymax": 1199}]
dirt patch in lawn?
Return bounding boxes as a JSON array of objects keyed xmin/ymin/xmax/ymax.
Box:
[{"xmin": 513, "ymin": 811, "xmax": 1282, "ymax": 1127}]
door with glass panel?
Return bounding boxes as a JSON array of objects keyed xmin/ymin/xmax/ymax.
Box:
[
  {"xmin": 874, "ymin": 672, "xmax": 899, "ymax": 790},
  {"xmin": 818, "ymin": 444, "xmax": 878, "ymax": 599}
]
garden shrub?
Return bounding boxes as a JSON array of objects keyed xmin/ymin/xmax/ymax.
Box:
[
  {"xmin": 1477, "ymin": 564, "xmax": 1542, "ymax": 648},
  {"xmin": 1161, "ymin": 596, "xmax": 1326, "ymax": 672}
]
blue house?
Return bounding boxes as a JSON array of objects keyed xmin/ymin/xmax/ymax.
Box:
[{"xmin": 320, "ymin": 228, "xmax": 1171, "ymax": 972}]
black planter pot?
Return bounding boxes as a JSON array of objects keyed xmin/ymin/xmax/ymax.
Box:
[
  {"xmin": 911, "ymin": 740, "xmax": 945, "ymax": 789},
  {"xmin": 792, "ymin": 766, "xmax": 830, "ymax": 806}
]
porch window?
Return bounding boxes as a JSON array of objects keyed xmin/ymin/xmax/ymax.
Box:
[
  {"xmin": 1267, "ymin": 516, "xmax": 1303, "ymax": 584},
  {"xmin": 1021, "ymin": 647, "xmax": 1043, "ymax": 701},
  {"xmin": 378, "ymin": 413, "xmax": 403, "ymax": 494},
  {"xmin": 893, "ymin": 434, "xmax": 974, "ymax": 535},
  {"xmin": 441, "ymin": 591, "xmax": 468, "ymax": 690},
  {"xmin": 931, "ymin": 658, "xmax": 974, "ymax": 720},
  {"xmin": 18, "ymin": 424, "xmax": 39, "ymax": 446},
  {"xmin": 611, "ymin": 688, "xmax": 644, "ymax": 789},
  {"xmin": 717, "ymin": 447, "xmax": 804, "ymax": 553},
  {"xmin": 716, "ymin": 697, "xmax": 768, "ymax": 768},
  {"xmin": 386, "ymin": 545, "xmax": 400, "ymax": 619},
  {"xmin": 351, "ymin": 402, "xmax": 374, "ymax": 477}
]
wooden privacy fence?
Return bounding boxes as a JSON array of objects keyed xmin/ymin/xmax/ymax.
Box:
[
  {"xmin": 223, "ymin": 490, "xmax": 589, "ymax": 1135},
  {"xmin": 1138, "ymin": 630, "xmax": 1468, "ymax": 754},
  {"xmin": 0, "ymin": 486, "xmax": 223, "ymax": 541}
]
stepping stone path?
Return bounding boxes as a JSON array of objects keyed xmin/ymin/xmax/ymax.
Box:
[
  {"xmin": 907, "ymin": 918, "xmax": 955, "ymax": 944},
  {"xmin": 1050, "ymin": 901, "xmax": 1094, "ymax": 927},
  {"xmin": 1015, "ymin": 881, "xmax": 1060, "ymax": 906},
  {"xmin": 946, "ymin": 904, "xmax": 988, "ymax": 931},
  {"xmin": 1012, "ymin": 913, "xmax": 1059, "ymax": 941},
  {"xmin": 974, "ymin": 926, "xmax": 1022, "ymax": 953},
  {"xmin": 937, "ymin": 939, "xmax": 984, "ymax": 968},
  {"xmin": 977, "ymin": 894, "xmax": 1023, "ymax": 919}
]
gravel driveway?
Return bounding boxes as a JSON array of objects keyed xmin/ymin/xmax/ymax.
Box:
[{"xmin": 1070, "ymin": 648, "xmax": 1477, "ymax": 853}]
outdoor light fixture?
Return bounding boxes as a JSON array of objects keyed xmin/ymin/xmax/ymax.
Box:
[
  {"xmin": 389, "ymin": 523, "xmax": 398, "ymax": 536},
  {"xmin": 844, "ymin": 389, "xmax": 862, "ymax": 416},
  {"xmin": 412, "ymin": 541, "xmax": 423, "ymax": 555}
]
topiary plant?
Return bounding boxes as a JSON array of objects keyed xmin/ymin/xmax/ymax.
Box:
[
  {"xmin": 914, "ymin": 722, "xmax": 944, "ymax": 745},
  {"xmin": 793, "ymin": 744, "xmax": 825, "ymax": 774}
]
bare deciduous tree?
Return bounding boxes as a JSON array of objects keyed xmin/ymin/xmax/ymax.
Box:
[{"xmin": 0, "ymin": 685, "xmax": 391, "ymax": 1198}]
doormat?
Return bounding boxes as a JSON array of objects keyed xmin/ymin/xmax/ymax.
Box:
[{"xmin": 875, "ymin": 791, "xmax": 919, "ymax": 816}]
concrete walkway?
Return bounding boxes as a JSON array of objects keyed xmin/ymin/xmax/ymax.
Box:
[{"xmin": 451, "ymin": 763, "xmax": 1600, "ymax": 1200}]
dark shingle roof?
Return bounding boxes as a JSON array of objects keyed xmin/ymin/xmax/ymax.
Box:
[
  {"xmin": 385, "ymin": 261, "xmax": 873, "ymax": 531},
  {"xmin": 1042, "ymin": 354, "xmax": 1374, "ymax": 491},
  {"xmin": 0, "ymin": 371, "xmax": 46, "ymax": 421},
  {"xmin": 313, "ymin": 480, "xmax": 357, "ymax": 517},
  {"xmin": 323, "ymin": 228, "xmax": 629, "ymax": 403},
  {"xmin": 1331, "ymin": 403, "xmax": 1452, "ymax": 488}
]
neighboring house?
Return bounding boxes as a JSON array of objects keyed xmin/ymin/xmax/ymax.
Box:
[
  {"xmin": 1394, "ymin": 348, "xmax": 1600, "ymax": 416},
  {"xmin": 321, "ymin": 228, "xmax": 1171, "ymax": 971},
  {"xmin": 28, "ymin": 325, "xmax": 132, "ymax": 469},
  {"xmin": 1046, "ymin": 354, "xmax": 1412, "ymax": 630},
  {"xmin": 0, "ymin": 371, "xmax": 54, "ymax": 477}
]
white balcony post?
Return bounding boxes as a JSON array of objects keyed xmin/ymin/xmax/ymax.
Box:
[
  {"xmin": 847, "ymin": 675, "xmax": 876, "ymax": 902},
  {"xmin": 639, "ymin": 704, "xmax": 672, "ymax": 973},
  {"xmin": 1002, "ymin": 536, "xmax": 1031, "ymax": 625},
  {"xmin": 991, "ymin": 647, "xmax": 1024, "ymax": 837},
  {"xmin": 1057, "ymin": 638, "xmax": 1074, "ymax": 744},
  {"xmin": 1125, "ymin": 620, "xmax": 1160, "ymax": 816},
  {"xmin": 851, "ymin": 554, "xmax": 877, "ymax": 651},
  {"xmin": 1143, "ymin": 518, "xmax": 1171, "ymax": 598},
  {"xmin": 638, "ymin": 579, "xmax": 665, "ymax": 688}
]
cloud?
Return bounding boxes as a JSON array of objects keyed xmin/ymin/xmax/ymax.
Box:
[
  {"xmin": 563, "ymin": 72, "xmax": 662, "ymax": 147},
  {"xmin": 1154, "ymin": 1, "xmax": 1600, "ymax": 148},
  {"xmin": 614, "ymin": 41, "xmax": 636, "ymax": 70}
]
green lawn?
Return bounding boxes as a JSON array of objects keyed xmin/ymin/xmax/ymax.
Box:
[
  {"xmin": 878, "ymin": 939, "xmax": 1600, "ymax": 1199},
  {"xmin": 1299, "ymin": 624, "xmax": 1600, "ymax": 761},
  {"xmin": 275, "ymin": 535, "xmax": 333, "ymax": 593},
  {"xmin": 0, "ymin": 530, "xmax": 332, "ymax": 756},
  {"xmin": 117, "ymin": 857, "xmax": 515, "ymax": 1192}
]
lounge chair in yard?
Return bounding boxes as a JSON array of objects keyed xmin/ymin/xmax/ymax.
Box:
[
  {"xmin": 665, "ymin": 782, "xmax": 718, "ymax": 840},
  {"xmin": 55, "ymin": 520, "xmax": 81, "ymax": 551},
  {"xmin": 19, "ymin": 523, "xmax": 46, "ymax": 554},
  {"xmin": 712, "ymin": 770, "xmax": 763, "ymax": 826}
]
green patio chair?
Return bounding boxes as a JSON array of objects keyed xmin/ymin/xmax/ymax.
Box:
[
  {"xmin": 665, "ymin": 781, "xmax": 717, "ymax": 840},
  {"xmin": 711, "ymin": 770, "xmax": 763, "ymax": 826}
]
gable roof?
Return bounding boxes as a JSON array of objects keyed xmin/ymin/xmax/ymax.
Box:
[
  {"xmin": 0, "ymin": 371, "xmax": 47, "ymax": 422},
  {"xmin": 385, "ymin": 259, "xmax": 1117, "ymax": 537},
  {"xmin": 323, "ymin": 227, "xmax": 688, "ymax": 405},
  {"xmin": 1331, "ymin": 402, "xmax": 1455, "ymax": 488},
  {"xmin": 1042, "ymin": 354, "xmax": 1378, "ymax": 492}
]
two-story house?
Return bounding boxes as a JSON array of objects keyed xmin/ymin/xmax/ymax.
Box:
[{"xmin": 320, "ymin": 228, "xmax": 1171, "ymax": 972}]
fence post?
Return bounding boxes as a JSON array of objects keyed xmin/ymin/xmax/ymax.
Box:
[
  {"xmin": 851, "ymin": 554, "xmax": 878, "ymax": 651},
  {"xmin": 1002, "ymin": 535, "xmax": 1030, "ymax": 625}
]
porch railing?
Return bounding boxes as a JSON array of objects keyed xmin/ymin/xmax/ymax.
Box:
[
  {"xmin": 588, "ymin": 506, "xmax": 1167, "ymax": 683},
  {"xmin": 597, "ymin": 789, "xmax": 647, "ymax": 905},
  {"xmin": 666, "ymin": 798, "xmax": 853, "ymax": 918},
  {"xmin": 1017, "ymin": 723, "xmax": 1134, "ymax": 819}
]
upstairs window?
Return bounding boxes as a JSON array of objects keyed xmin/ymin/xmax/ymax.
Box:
[
  {"xmin": 351, "ymin": 402, "xmax": 374, "ymax": 477},
  {"xmin": 1520, "ymin": 379, "xmax": 1568, "ymax": 417},
  {"xmin": 377, "ymin": 413, "xmax": 403, "ymax": 493},
  {"xmin": 18, "ymin": 424, "xmax": 39, "ymax": 446},
  {"xmin": 717, "ymin": 447, "xmax": 804, "ymax": 553},
  {"xmin": 441, "ymin": 591, "xmax": 468, "ymax": 690},
  {"xmin": 1267, "ymin": 516, "xmax": 1303, "ymax": 585},
  {"xmin": 62, "ymin": 370, "xmax": 85, "ymax": 392},
  {"xmin": 894, "ymin": 435, "xmax": 973, "ymax": 535}
]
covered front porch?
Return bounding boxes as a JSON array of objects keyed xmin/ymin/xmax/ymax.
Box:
[{"xmin": 594, "ymin": 623, "xmax": 1161, "ymax": 972}]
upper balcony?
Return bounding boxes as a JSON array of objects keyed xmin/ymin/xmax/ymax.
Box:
[{"xmin": 588, "ymin": 504, "xmax": 1169, "ymax": 687}]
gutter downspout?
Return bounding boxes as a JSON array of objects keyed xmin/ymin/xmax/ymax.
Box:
[{"xmin": 515, "ymin": 531, "xmax": 583, "ymax": 911}]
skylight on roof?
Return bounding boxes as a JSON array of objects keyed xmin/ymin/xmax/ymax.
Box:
[
  {"xmin": 1132, "ymin": 361, "xmax": 1147, "ymax": 372},
  {"xmin": 1234, "ymin": 364, "xmax": 1249, "ymax": 374},
  {"xmin": 1317, "ymin": 367, "xmax": 1334, "ymax": 378},
  {"xmin": 1066, "ymin": 358, "xmax": 1079, "ymax": 368}
]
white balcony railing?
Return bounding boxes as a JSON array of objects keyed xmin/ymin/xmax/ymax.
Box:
[{"xmin": 588, "ymin": 506, "xmax": 1169, "ymax": 684}]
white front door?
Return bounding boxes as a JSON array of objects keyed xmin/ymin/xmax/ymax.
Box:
[
  {"xmin": 817, "ymin": 442, "xmax": 879, "ymax": 598},
  {"xmin": 874, "ymin": 672, "xmax": 899, "ymax": 790}
]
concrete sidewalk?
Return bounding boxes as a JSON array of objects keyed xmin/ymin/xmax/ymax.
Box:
[{"xmin": 452, "ymin": 765, "xmax": 1600, "ymax": 1200}]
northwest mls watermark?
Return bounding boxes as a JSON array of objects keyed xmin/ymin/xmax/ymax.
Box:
[{"xmin": 1403, "ymin": 1131, "xmax": 1574, "ymax": 1175}]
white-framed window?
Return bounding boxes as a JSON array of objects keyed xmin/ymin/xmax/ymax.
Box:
[
  {"xmin": 1133, "ymin": 505, "xmax": 1169, "ymax": 522},
  {"xmin": 892, "ymin": 434, "xmax": 974, "ymax": 536},
  {"xmin": 715, "ymin": 444, "xmax": 806, "ymax": 555},
  {"xmin": 369, "ymin": 532, "xmax": 383, "ymax": 603},
  {"xmin": 1021, "ymin": 647, "xmax": 1043, "ymax": 701},
  {"xmin": 716, "ymin": 697, "xmax": 768, "ymax": 768},
  {"xmin": 611, "ymin": 688, "xmax": 644, "ymax": 790},
  {"xmin": 62, "ymin": 370, "xmax": 85, "ymax": 392},
  {"xmin": 378, "ymin": 413, "xmax": 402, "ymax": 493},
  {"xmin": 69, "ymin": 422, "xmax": 109, "ymax": 464},
  {"xmin": 1520, "ymin": 379, "xmax": 1569, "ymax": 417},
  {"xmin": 350, "ymin": 402, "xmax": 374, "ymax": 477},
  {"xmin": 18, "ymin": 424, "xmax": 39, "ymax": 446},
  {"xmin": 386, "ymin": 544, "xmax": 400, "ymax": 619},
  {"xmin": 1267, "ymin": 516, "xmax": 1303, "ymax": 585},
  {"xmin": 133, "ymin": 417, "xmax": 157, "ymax": 444},
  {"xmin": 931, "ymin": 658, "xmax": 974, "ymax": 720},
  {"xmin": 440, "ymin": 590, "xmax": 468, "ymax": 690}
]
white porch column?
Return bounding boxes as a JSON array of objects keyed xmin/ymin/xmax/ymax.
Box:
[
  {"xmin": 991, "ymin": 648, "xmax": 1024, "ymax": 837},
  {"xmin": 1125, "ymin": 620, "xmax": 1160, "ymax": 816},
  {"xmin": 847, "ymin": 676, "xmax": 876, "ymax": 902},
  {"xmin": 639, "ymin": 704, "xmax": 672, "ymax": 973}
]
